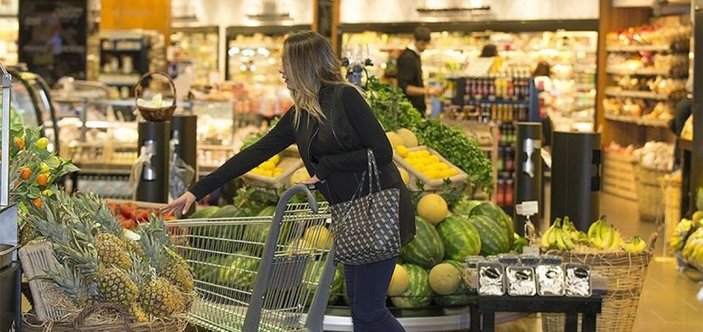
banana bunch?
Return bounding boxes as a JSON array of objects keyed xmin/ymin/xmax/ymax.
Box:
[
  {"xmin": 669, "ymin": 218, "xmax": 695, "ymax": 253},
  {"xmin": 587, "ymin": 217, "xmax": 624, "ymax": 251},
  {"xmin": 623, "ymin": 236, "xmax": 647, "ymax": 253},
  {"xmin": 541, "ymin": 218, "xmax": 576, "ymax": 250},
  {"xmin": 561, "ymin": 217, "xmax": 590, "ymax": 245},
  {"xmin": 682, "ymin": 228, "xmax": 703, "ymax": 266}
]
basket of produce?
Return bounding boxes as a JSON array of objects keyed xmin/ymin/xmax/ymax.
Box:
[
  {"xmin": 134, "ymin": 72, "xmax": 177, "ymax": 122},
  {"xmin": 539, "ymin": 217, "xmax": 655, "ymax": 332},
  {"xmin": 18, "ymin": 190, "xmax": 193, "ymax": 331},
  {"xmin": 393, "ymin": 145, "xmax": 467, "ymax": 191},
  {"xmin": 242, "ymin": 151, "xmax": 303, "ymax": 189}
]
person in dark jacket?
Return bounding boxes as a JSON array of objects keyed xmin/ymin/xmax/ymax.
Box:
[
  {"xmin": 396, "ymin": 26, "xmax": 443, "ymax": 117},
  {"xmin": 162, "ymin": 31, "xmax": 414, "ymax": 331}
]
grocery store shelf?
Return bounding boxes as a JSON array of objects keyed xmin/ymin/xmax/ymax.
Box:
[
  {"xmin": 606, "ymin": 45, "xmax": 673, "ymax": 52},
  {"xmin": 604, "ymin": 114, "xmax": 671, "ymax": 128},
  {"xmin": 604, "ymin": 87, "xmax": 669, "ymax": 101},
  {"xmin": 606, "ymin": 67, "xmax": 671, "ymax": 76},
  {"xmin": 98, "ymin": 74, "xmax": 141, "ymax": 86}
]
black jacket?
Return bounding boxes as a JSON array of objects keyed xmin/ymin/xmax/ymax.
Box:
[
  {"xmin": 189, "ymin": 84, "xmax": 416, "ymax": 245},
  {"xmin": 396, "ymin": 48, "xmax": 426, "ymax": 115}
]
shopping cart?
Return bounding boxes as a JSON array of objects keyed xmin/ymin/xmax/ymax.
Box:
[{"xmin": 167, "ymin": 185, "xmax": 336, "ymax": 332}]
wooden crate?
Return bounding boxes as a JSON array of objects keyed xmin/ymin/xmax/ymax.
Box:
[
  {"xmin": 393, "ymin": 146, "xmax": 468, "ymax": 191},
  {"xmin": 602, "ymin": 152, "xmax": 637, "ymax": 201}
]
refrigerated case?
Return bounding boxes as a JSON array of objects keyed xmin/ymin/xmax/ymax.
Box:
[
  {"xmin": 7, "ymin": 67, "xmax": 60, "ymax": 154},
  {"xmin": 339, "ymin": 22, "xmax": 598, "ymax": 132},
  {"xmin": 224, "ymin": 25, "xmax": 305, "ymax": 119}
]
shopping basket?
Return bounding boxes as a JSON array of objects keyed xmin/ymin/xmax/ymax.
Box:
[{"xmin": 167, "ymin": 184, "xmax": 335, "ymax": 332}]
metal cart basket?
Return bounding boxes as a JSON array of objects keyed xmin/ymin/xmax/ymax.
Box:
[{"xmin": 167, "ymin": 185, "xmax": 336, "ymax": 332}]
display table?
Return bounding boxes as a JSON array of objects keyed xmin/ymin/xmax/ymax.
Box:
[{"xmin": 470, "ymin": 295, "xmax": 603, "ymax": 332}]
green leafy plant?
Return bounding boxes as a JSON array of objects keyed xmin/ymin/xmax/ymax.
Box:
[{"xmin": 365, "ymin": 77, "xmax": 493, "ymax": 193}]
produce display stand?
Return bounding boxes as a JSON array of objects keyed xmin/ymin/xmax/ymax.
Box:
[{"xmin": 472, "ymin": 295, "xmax": 603, "ymax": 332}]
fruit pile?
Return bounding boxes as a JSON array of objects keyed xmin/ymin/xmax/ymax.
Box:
[
  {"xmin": 23, "ymin": 190, "xmax": 194, "ymax": 322},
  {"xmin": 540, "ymin": 217, "xmax": 647, "ymax": 253},
  {"xmin": 669, "ymin": 192, "xmax": 703, "ymax": 268},
  {"xmin": 398, "ymin": 148, "xmax": 460, "ymax": 180},
  {"xmin": 387, "ymin": 194, "xmax": 521, "ymax": 308},
  {"xmin": 248, "ymin": 154, "xmax": 284, "ymax": 178},
  {"xmin": 107, "ymin": 201, "xmax": 175, "ymax": 230}
]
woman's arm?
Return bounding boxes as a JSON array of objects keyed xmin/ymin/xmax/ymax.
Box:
[
  {"xmin": 189, "ymin": 110, "xmax": 296, "ymax": 200},
  {"xmin": 314, "ymin": 86, "xmax": 392, "ymax": 180}
]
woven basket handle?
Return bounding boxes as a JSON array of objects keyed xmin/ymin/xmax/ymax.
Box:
[
  {"xmin": 73, "ymin": 303, "xmax": 133, "ymax": 332},
  {"xmin": 133, "ymin": 71, "xmax": 177, "ymax": 108}
]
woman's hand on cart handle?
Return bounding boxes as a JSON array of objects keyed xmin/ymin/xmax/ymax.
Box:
[
  {"xmin": 161, "ymin": 191, "xmax": 196, "ymax": 216},
  {"xmin": 298, "ymin": 175, "xmax": 321, "ymax": 185}
]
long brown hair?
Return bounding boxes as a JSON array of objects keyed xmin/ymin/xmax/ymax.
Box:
[{"xmin": 282, "ymin": 31, "xmax": 347, "ymax": 126}]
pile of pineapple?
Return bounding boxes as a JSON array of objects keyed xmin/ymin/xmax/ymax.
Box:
[{"xmin": 22, "ymin": 190, "xmax": 194, "ymax": 323}]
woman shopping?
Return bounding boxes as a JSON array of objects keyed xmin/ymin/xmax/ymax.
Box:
[{"xmin": 162, "ymin": 31, "xmax": 415, "ymax": 332}]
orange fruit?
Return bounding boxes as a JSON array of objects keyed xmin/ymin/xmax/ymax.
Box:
[
  {"xmin": 21, "ymin": 167, "xmax": 32, "ymax": 180},
  {"xmin": 32, "ymin": 198, "xmax": 42, "ymax": 208},
  {"xmin": 37, "ymin": 174, "xmax": 49, "ymax": 186}
]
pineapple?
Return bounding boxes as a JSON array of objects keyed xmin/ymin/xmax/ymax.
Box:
[
  {"xmin": 160, "ymin": 248, "xmax": 194, "ymax": 292},
  {"xmin": 140, "ymin": 277, "xmax": 186, "ymax": 317},
  {"xmin": 130, "ymin": 303, "xmax": 149, "ymax": 322},
  {"xmin": 96, "ymin": 233, "xmax": 132, "ymax": 269},
  {"xmin": 96, "ymin": 267, "xmax": 139, "ymax": 305}
]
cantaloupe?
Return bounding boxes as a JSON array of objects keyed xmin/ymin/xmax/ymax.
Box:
[
  {"xmin": 386, "ymin": 132, "xmax": 403, "ymax": 149},
  {"xmin": 429, "ymin": 263, "xmax": 462, "ymax": 295},
  {"xmin": 396, "ymin": 128, "xmax": 418, "ymax": 147},
  {"xmin": 302, "ymin": 225, "xmax": 333, "ymax": 250},
  {"xmin": 417, "ymin": 194, "xmax": 449, "ymax": 225},
  {"xmin": 387, "ymin": 264, "xmax": 410, "ymax": 296}
]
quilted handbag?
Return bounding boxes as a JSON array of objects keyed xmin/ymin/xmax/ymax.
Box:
[{"xmin": 330, "ymin": 149, "xmax": 401, "ymax": 265}]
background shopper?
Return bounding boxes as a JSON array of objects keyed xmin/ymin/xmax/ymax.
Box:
[
  {"xmin": 396, "ymin": 26, "xmax": 443, "ymax": 117},
  {"xmin": 162, "ymin": 31, "xmax": 414, "ymax": 332}
]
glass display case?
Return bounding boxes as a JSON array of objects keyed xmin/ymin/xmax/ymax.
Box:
[{"xmin": 6, "ymin": 67, "xmax": 59, "ymax": 154}]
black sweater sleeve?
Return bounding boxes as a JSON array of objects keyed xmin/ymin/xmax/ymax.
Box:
[
  {"xmin": 189, "ymin": 110, "xmax": 296, "ymax": 200},
  {"xmin": 314, "ymin": 86, "xmax": 393, "ymax": 179}
]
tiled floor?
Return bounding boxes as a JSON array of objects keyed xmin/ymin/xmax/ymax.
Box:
[{"xmin": 494, "ymin": 193, "xmax": 703, "ymax": 331}]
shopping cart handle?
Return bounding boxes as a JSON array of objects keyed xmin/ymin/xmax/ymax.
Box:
[{"xmin": 279, "ymin": 184, "xmax": 319, "ymax": 214}]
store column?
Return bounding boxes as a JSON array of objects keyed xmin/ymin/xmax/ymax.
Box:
[{"xmin": 691, "ymin": 0, "xmax": 703, "ymax": 210}]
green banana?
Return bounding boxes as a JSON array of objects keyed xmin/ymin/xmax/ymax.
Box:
[
  {"xmin": 562, "ymin": 228, "xmax": 575, "ymax": 249},
  {"xmin": 555, "ymin": 228, "xmax": 567, "ymax": 250},
  {"xmin": 609, "ymin": 227, "xmax": 623, "ymax": 250},
  {"xmin": 588, "ymin": 216, "xmax": 607, "ymax": 239}
]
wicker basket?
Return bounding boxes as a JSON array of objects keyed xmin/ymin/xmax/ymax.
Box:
[
  {"xmin": 633, "ymin": 164, "xmax": 667, "ymax": 222},
  {"xmin": 661, "ymin": 173, "xmax": 682, "ymax": 256},
  {"xmin": 20, "ymin": 304, "xmax": 187, "ymax": 332},
  {"xmin": 133, "ymin": 72, "xmax": 177, "ymax": 122},
  {"xmin": 541, "ymin": 246, "xmax": 653, "ymax": 332}
]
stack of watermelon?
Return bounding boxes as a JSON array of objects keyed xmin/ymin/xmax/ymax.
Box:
[{"xmin": 388, "ymin": 196, "xmax": 519, "ymax": 309}]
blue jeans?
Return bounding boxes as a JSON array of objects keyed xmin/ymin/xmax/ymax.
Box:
[{"xmin": 344, "ymin": 257, "xmax": 405, "ymax": 332}]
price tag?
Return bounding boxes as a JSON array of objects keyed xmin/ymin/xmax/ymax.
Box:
[{"xmin": 516, "ymin": 201, "xmax": 538, "ymax": 217}]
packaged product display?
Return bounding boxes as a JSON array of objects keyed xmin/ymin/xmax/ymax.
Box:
[
  {"xmin": 564, "ymin": 263, "xmax": 592, "ymax": 297},
  {"xmin": 536, "ymin": 256, "xmax": 566, "ymax": 297}
]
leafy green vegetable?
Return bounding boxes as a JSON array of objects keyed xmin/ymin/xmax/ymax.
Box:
[{"xmin": 365, "ymin": 77, "xmax": 493, "ymax": 192}]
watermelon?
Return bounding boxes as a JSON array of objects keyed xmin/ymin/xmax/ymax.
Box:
[
  {"xmin": 436, "ymin": 215, "xmax": 481, "ymax": 261},
  {"xmin": 217, "ymin": 252, "xmax": 260, "ymax": 289},
  {"xmin": 432, "ymin": 260, "xmax": 471, "ymax": 307},
  {"xmin": 390, "ymin": 264, "xmax": 432, "ymax": 308},
  {"xmin": 243, "ymin": 206, "xmax": 290, "ymax": 244},
  {"xmin": 469, "ymin": 215, "xmax": 511, "ymax": 256},
  {"xmin": 469, "ymin": 202, "xmax": 514, "ymax": 247},
  {"xmin": 304, "ymin": 260, "xmax": 344, "ymax": 305},
  {"xmin": 211, "ymin": 205, "xmax": 239, "ymax": 218},
  {"xmin": 189, "ymin": 206, "xmax": 220, "ymax": 219},
  {"xmin": 453, "ymin": 199, "xmax": 482, "ymax": 216},
  {"xmin": 400, "ymin": 216, "xmax": 444, "ymax": 269}
]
